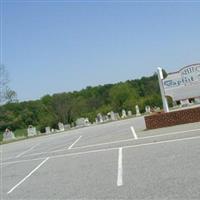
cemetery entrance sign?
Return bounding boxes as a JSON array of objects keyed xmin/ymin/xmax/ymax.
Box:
[
  {"xmin": 158, "ymin": 63, "xmax": 200, "ymax": 112},
  {"xmin": 145, "ymin": 64, "xmax": 200, "ymax": 129},
  {"xmin": 163, "ymin": 64, "xmax": 200, "ymax": 101}
]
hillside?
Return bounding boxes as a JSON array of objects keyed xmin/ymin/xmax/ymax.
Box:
[{"xmin": 0, "ymin": 72, "xmax": 165, "ymax": 132}]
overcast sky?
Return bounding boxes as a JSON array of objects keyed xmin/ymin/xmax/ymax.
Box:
[{"xmin": 1, "ymin": 0, "xmax": 200, "ymax": 101}]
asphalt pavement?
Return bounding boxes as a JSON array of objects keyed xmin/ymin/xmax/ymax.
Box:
[{"xmin": 1, "ymin": 118, "xmax": 200, "ymax": 200}]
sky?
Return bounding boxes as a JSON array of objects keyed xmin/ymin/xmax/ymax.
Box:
[{"xmin": 1, "ymin": 0, "xmax": 200, "ymax": 101}]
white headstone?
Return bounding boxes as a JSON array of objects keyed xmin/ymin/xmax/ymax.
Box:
[
  {"xmin": 85, "ymin": 118, "xmax": 90, "ymax": 125},
  {"xmin": 76, "ymin": 118, "xmax": 90, "ymax": 127},
  {"xmin": 145, "ymin": 106, "xmax": 151, "ymax": 114},
  {"xmin": 180, "ymin": 99, "xmax": 190, "ymax": 107},
  {"xmin": 127, "ymin": 110, "xmax": 132, "ymax": 117},
  {"xmin": 115, "ymin": 113, "xmax": 120, "ymax": 120},
  {"xmin": 135, "ymin": 105, "xmax": 141, "ymax": 116},
  {"xmin": 3, "ymin": 129, "xmax": 15, "ymax": 141},
  {"xmin": 64, "ymin": 124, "xmax": 71, "ymax": 130},
  {"xmin": 195, "ymin": 97, "xmax": 200, "ymax": 104},
  {"xmin": 108, "ymin": 111, "xmax": 119, "ymax": 121},
  {"xmin": 110, "ymin": 111, "xmax": 116, "ymax": 121},
  {"xmin": 27, "ymin": 125, "xmax": 37, "ymax": 137},
  {"xmin": 58, "ymin": 122, "xmax": 64, "ymax": 131},
  {"xmin": 121, "ymin": 109, "xmax": 127, "ymax": 118},
  {"xmin": 153, "ymin": 106, "xmax": 161, "ymax": 112},
  {"xmin": 45, "ymin": 127, "xmax": 51, "ymax": 134},
  {"xmin": 97, "ymin": 113, "xmax": 103, "ymax": 123},
  {"xmin": 103, "ymin": 115, "xmax": 109, "ymax": 122}
]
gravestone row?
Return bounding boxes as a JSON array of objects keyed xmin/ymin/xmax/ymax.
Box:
[
  {"xmin": 2, "ymin": 104, "xmax": 154, "ymax": 141},
  {"xmin": 95, "ymin": 104, "xmax": 153, "ymax": 124},
  {"xmin": 2, "ymin": 122, "xmax": 71, "ymax": 141}
]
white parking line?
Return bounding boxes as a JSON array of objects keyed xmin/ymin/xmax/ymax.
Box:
[
  {"xmin": 72, "ymin": 138, "xmax": 134, "ymax": 151},
  {"xmin": 4, "ymin": 127, "xmax": 200, "ymax": 160},
  {"xmin": 11, "ymin": 138, "xmax": 132, "ymax": 159},
  {"xmin": 68, "ymin": 136, "xmax": 82, "ymax": 150},
  {"xmin": 117, "ymin": 147, "xmax": 123, "ymax": 186},
  {"xmin": 3, "ymin": 134, "xmax": 200, "ymax": 167},
  {"xmin": 15, "ymin": 144, "xmax": 39, "ymax": 158},
  {"xmin": 14, "ymin": 148, "xmax": 65, "ymax": 158},
  {"xmin": 72, "ymin": 127, "xmax": 200, "ymax": 151},
  {"xmin": 7, "ymin": 157, "xmax": 49, "ymax": 194},
  {"xmin": 130, "ymin": 126, "xmax": 138, "ymax": 139}
]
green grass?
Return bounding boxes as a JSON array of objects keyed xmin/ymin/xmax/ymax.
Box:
[{"xmin": 14, "ymin": 128, "xmax": 28, "ymax": 138}]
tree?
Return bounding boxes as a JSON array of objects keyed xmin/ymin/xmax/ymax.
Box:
[
  {"xmin": 0, "ymin": 64, "xmax": 9, "ymax": 104},
  {"xmin": 109, "ymin": 82, "xmax": 139, "ymax": 112},
  {"xmin": 0, "ymin": 71, "xmax": 169, "ymax": 133},
  {"xmin": 4, "ymin": 88, "xmax": 18, "ymax": 103},
  {"xmin": 0, "ymin": 65, "xmax": 17, "ymax": 104}
]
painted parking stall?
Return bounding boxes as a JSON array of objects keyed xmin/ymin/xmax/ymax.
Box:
[{"xmin": 1, "ymin": 119, "xmax": 200, "ymax": 199}]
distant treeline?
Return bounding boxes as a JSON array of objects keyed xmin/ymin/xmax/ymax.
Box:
[{"xmin": 0, "ymin": 72, "xmax": 168, "ymax": 132}]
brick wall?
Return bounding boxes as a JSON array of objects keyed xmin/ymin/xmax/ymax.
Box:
[{"xmin": 145, "ymin": 106, "xmax": 200, "ymax": 129}]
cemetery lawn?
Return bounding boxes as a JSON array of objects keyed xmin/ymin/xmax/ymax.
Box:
[{"xmin": 14, "ymin": 128, "xmax": 28, "ymax": 138}]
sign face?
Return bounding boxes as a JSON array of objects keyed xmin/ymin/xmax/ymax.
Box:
[{"xmin": 163, "ymin": 64, "xmax": 200, "ymax": 101}]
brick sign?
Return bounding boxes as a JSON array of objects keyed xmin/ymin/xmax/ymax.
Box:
[{"xmin": 163, "ymin": 64, "xmax": 200, "ymax": 101}]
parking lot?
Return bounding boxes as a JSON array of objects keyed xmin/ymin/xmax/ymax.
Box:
[{"xmin": 1, "ymin": 118, "xmax": 200, "ymax": 199}]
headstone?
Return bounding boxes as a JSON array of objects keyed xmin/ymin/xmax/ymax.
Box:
[
  {"xmin": 145, "ymin": 106, "xmax": 151, "ymax": 114},
  {"xmin": 102, "ymin": 115, "xmax": 109, "ymax": 122},
  {"xmin": 127, "ymin": 110, "xmax": 132, "ymax": 117},
  {"xmin": 108, "ymin": 111, "xmax": 119, "ymax": 121},
  {"xmin": 3, "ymin": 128, "xmax": 15, "ymax": 141},
  {"xmin": 195, "ymin": 97, "xmax": 200, "ymax": 104},
  {"xmin": 85, "ymin": 118, "xmax": 91, "ymax": 126},
  {"xmin": 51, "ymin": 128, "xmax": 55, "ymax": 133},
  {"xmin": 97, "ymin": 113, "xmax": 103, "ymax": 123},
  {"xmin": 76, "ymin": 118, "xmax": 85, "ymax": 127},
  {"xmin": 76, "ymin": 118, "xmax": 90, "ymax": 127},
  {"xmin": 107, "ymin": 112, "xmax": 111, "ymax": 120},
  {"xmin": 58, "ymin": 122, "xmax": 64, "ymax": 132},
  {"xmin": 110, "ymin": 111, "xmax": 116, "ymax": 121},
  {"xmin": 135, "ymin": 105, "xmax": 141, "ymax": 116},
  {"xmin": 121, "ymin": 109, "xmax": 127, "ymax": 118},
  {"xmin": 115, "ymin": 113, "xmax": 120, "ymax": 120},
  {"xmin": 45, "ymin": 127, "xmax": 51, "ymax": 134},
  {"xmin": 27, "ymin": 125, "xmax": 37, "ymax": 137},
  {"xmin": 64, "ymin": 124, "xmax": 71, "ymax": 130},
  {"xmin": 153, "ymin": 106, "xmax": 161, "ymax": 112},
  {"xmin": 180, "ymin": 99, "xmax": 190, "ymax": 107}
]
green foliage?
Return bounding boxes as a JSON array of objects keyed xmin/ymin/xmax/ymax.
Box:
[
  {"xmin": 109, "ymin": 82, "xmax": 139, "ymax": 112},
  {"xmin": 0, "ymin": 64, "xmax": 18, "ymax": 104},
  {"xmin": 0, "ymin": 132, "xmax": 3, "ymax": 142},
  {"xmin": 0, "ymin": 72, "xmax": 166, "ymax": 131}
]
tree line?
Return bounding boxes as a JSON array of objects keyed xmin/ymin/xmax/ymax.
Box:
[{"xmin": 0, "ymin": 71, "xmax": 167, "ymax": 133}]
